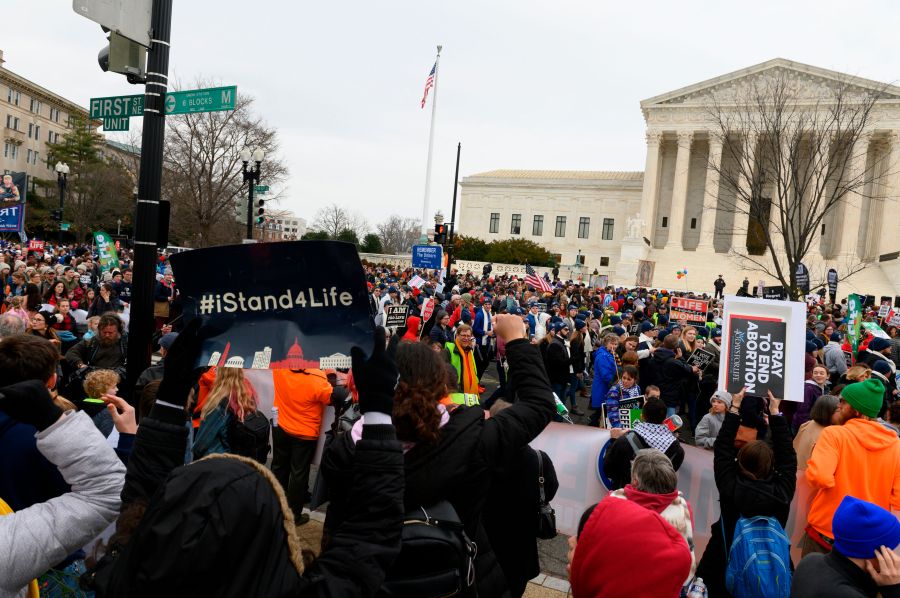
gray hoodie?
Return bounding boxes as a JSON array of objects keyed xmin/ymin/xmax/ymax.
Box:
[
  {"xmin": 0, "ymin": 411, "xmax": 125, "ymax": 597},
  {"xmin": 695, "ymin": 411, "xmax": 725, "ymax": 449}
]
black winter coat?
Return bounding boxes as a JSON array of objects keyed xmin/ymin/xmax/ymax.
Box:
[
  {"xmin": 603, "ymin": 429, "xmax": 684, "ymax": 491},
  {"xmin": 91, "ymin": 401, "xmax": 406, "ymax": 598},
  {"xmin": 322, "ymin": 339, "xmax": 556, "ymax": 598},
  {"xmin": 544, "ymin": 336, "xmax": 571, "ymax": 385},
  {"xmin": 695, "ymin": 411, "xmax": 797, "ymax": 598},
  {"xmin": 643, "ymin": 347, "xmax": 696, "ymax": 408},
  {"xmin": 791, "ymin": 550, "xmax": 900, "ymax": 598}
]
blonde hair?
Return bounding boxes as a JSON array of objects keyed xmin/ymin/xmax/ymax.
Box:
[
  {"xmin": 84, "ymin": 369, "xmax": 119, "ymax": 399},
  {"xmin": 681, "ymin": 326, "xmax": 699, "ymax": 352},
  {"xmin": 9, "ymin": 296, "xmax": 23, "ymax": 309},
  {"xmin": 202, "ymin": 367, "xmax": 258, "ymax": 422},
  {"xmin": 846, "ymin": 364, "xmax": 871, "ymax": 382}
]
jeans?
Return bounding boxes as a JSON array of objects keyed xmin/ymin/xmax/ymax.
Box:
[
  {"xmin": 551, "ymin": 382, "xmax": 568, "ymax": 405},
  {"xmin": 271, "ymin": 427, "xmax": 318, "ymax": 520},
  {"xmin": 566, "ymin": 373, "xmax": 582, "ymax": 408}
]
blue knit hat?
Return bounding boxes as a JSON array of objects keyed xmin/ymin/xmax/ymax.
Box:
[
  {"xmin": 639, "ymin": 320, "xmax": 654, "ymax": 332},
  {"xmin": 575, "ymin": 320, "xmax": 587, "ymax": 331},
  {"xmin": 833, "ymin": 496, "xmax": 900, "ymax": 559},
  {"xmin": 612, "ymin": 326, "xmax": 626, "ymax": 336},
  {"xmin": 830, "ymin": 332, "xmax": 842, "ymax": 342},
  {"xmin": 805, "ymin": 341, "xmax": 817, "ymax": 353},
  {"xmin": 610, "ymin": 315, "xmax": 622, "ymax": 325}
]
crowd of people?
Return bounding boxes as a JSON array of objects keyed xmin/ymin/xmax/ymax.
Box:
[{"xmin": 1, "ymin": 239, "xmax": 900, "ymax": 597}]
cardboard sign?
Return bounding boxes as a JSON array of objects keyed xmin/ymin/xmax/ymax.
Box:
[
  {"xmin": 170, "ymin": 240, "xmax": 374, "ymax": 369},
  {"xmin": 763, "ymin": 286, "xmax": 787, "ymax": 300},
  {"xmin": 843, "ymin": 350, "xmax": 853, "ymax": 369},
  {"xmin": 408, "ymin": 274, "xmax": 426, "ymax": 289},
  {"xmin": 617, "ymin": 395, "xmax": 644, "ymax": 429},
  {"xmin": 687, "ymin": 347, "xmax": 716, "ymax": 371},
  {"xmin": 879, "ymin": 302, "xmax": 892, "ymax": 318},
  {"xmin": 719, "ymin": 296, "xmax": 805, "ymax": 401},
  {"xmin": 669, "ymin": 297, "xmax": 709, "ymax": 323},
  {"xmin": 385, "ymin": 304, "xmax": 410, "ymax": 328},
  {"xmin": 890, "ymin": 315, "xmax": 900, "ymax": 328}
]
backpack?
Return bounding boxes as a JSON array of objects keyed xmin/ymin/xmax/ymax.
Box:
[
  {"xmin": 228, "ymin": 410, "xmax": 271, "ymax": 463},
  {"xmin": 724, "ymin": 515, "xmax": 791, "ymax": 598},
  {"xmin": 378, "ymin": 500, "xmax": 477, "ymax": 598}
]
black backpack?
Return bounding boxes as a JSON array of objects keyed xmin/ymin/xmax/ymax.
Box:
[
  {"xmin": 378, "ymin": 500, "xmax": 477, "ymax": 598},
  {"xmin": 228, "ymin": 410, "xmax": 271, "ymax": 463}
]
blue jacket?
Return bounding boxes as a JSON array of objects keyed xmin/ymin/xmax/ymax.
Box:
[
  {"xmin": 526, "ymin": 314, "xmax": 537, "ymax": 338},
  {"xmin": 591, "ymin": 347, "xmax": 618, "ymax": 409},
  {"xmin": 473, "ymin": 308, "xmax": 493, "ymax": 346},
  {"xmin": 192, "ymin": 402, "xmax": 231, "ymax": 460}
]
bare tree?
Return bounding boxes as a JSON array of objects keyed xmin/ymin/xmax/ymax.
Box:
[
  {"xmin": 705, "ymin": 71, "xmax": 888, "ymax": 299},
  {"xmin": 161, "ymin": 80, "xmax": 288, "ymax": 247},
  {"xmin": 376, "ymin": 214, "xmax": 420, "ymax": 254},
  {"xmin": 311, "ymin": 203, "xmax": 369, "ymax": 239}
]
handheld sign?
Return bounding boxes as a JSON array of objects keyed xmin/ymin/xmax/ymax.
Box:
[
  {"xmin": 879, "ymin": 302, "xmax": 891, "ymax": 318},
  {"xmin": 617, "ymin": 395, "xmax": 644, "ymax": 429},
  {"xmin": 170, "ymin": 240, "xmax": 373, "ymax": 369},
  {"xmin": 421, "ymin": 297, "xmax": 435, "ymax": 322},
  {"xmin": 686, "ymin": 348, "xmax": 716, "ymax": 371},
  {"xmin": 385, "ymin": 305, "xmax": 410, "ymax": 328},
  {"xmin": 411, "ymin": 245, "xmax": 442, "ymax": 269},
  {"xmin": 669, "ymin": 297, "xmax": 709, "ymax": 323}
]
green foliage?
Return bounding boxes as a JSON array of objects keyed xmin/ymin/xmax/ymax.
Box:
[
  {"xmin": 452, "ymin": 236, "xmax": 555, "ymax": 266},
  {"xmin": 336, "ymin": 228, "xmax": 359, "ymax": 245},
  {"xmin": 361, "ymin": 233, "xmax": 383, "ymax": 253},
  {"xmin": 301, "ymin": 230, "xmax": 330, "ymax": 241}
]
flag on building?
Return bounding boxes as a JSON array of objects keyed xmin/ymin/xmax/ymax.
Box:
[
  {"xmin": 421, "ymin": 63, "xmax": 436, "ymax": 108},
  {"xmin": 525, "ymin": 264, "xmax": 552, "ymax": 292}
]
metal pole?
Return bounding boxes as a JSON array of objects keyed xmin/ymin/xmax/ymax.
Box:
[
  {"xmin": 246, "ymin": 180, "xmax": 255, "ymax": 240},
  {"xmin": 125, "ymin": 0, "xmax": 173, "ymax": 396},
  {"xmin": 447, "ymin": 142, "xmax": 461, "ymax": 267},
  {"xmin": 57, "ymin": 173, "xmax": 65, "ymax": 246},
  {"xmin": 420, "ymin": 45, "xmax": 442, "ymax": 242}
]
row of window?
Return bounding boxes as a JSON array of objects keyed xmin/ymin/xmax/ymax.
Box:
[
  {"xmin": 3, "ymin": 143, "xmax": 41, "ymax": 165},
  {"xmin": 7, "ymin": 86, "xmax": 65, "ymax": 123},
  {"xmin": 488, "ymin": 213, "xmax": 615, "ymax": 240}
]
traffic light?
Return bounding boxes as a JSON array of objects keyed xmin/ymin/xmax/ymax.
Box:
[
  {"xmin": 98, "ymin": 30, "xmax": 147, "ymax": 84},
  {"xmin": 51, "ymin": 209, "xmax": 62, "ymax": 221},
  {"xmin": 255, "ymin": 198, "xmax": 265, "ymax": 225},
  {"xmin": 434, "ymin": 223, "xmax": 447, "ymax": 245},
  {"xmin": 75, "ymin": 1, "xmax": 150, "ymax": 83}
]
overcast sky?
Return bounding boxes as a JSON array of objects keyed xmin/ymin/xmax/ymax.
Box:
[{"xmin": 5, "ymin": 1, "xmax": 900, "ymax": 229}]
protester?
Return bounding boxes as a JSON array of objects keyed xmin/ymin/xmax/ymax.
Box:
[
  {"xmin": 444, "ymin": 322, "xmax": 480, "ymax": 395},
  {"xmin": 589, "ymin": 333, "xmax": 618, "ymax": 426},
  {"xmin": 794, "ymin": 364, "xmax": 830, "ymax": 433},
  {"xmin": 193, "ymin": 366, "xmax": 262, "ymax": 460},
  {"xmin": 694, "ymin": 389, "xmax": 731, "ymax": 449},
  {"xmin": 793, "ymin": 394, "xmax": 840, "ymax": 466},
  {"xmin": 603, "ymin": 364, "xmax": 641, "ymax": 429}
]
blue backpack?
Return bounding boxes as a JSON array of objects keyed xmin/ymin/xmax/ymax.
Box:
[{"xmin": 724, "ymin": 516, "xmax": 791, "ymax": 598}]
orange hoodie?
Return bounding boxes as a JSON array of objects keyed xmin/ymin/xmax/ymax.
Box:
[{"xmin": 805, "ymin": 418, "xmax": 900, "ymax": 539}]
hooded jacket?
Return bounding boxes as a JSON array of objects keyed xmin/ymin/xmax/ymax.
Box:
[
  {"xmin": 793, "ymin": 379, "xmax": 826, "ymax": 432},
  {"xmin": 400, "ymin": 315, "xmax": 421, "ymax": 342},
  {"xmin": 806, "ymin": 417, "xmax": 900, "ymax": 540},
  {"xmin": 640, "ymin": 347, "xmax": 696, "ymax": 408},
  {"xmin": 591, "ymin": 346, "xmax": 617, "ymax": 409},
  {"xmin": 695, "ymin": 411, "xmax": 796, "ymax": 598}
]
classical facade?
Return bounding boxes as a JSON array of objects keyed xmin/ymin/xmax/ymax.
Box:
[{"xmin": 458, "ymin": 59, "xmax": 900, "ymax": 297}]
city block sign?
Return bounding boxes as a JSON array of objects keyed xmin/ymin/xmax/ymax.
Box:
[{"xmin": 170, "ymin": 240, "xmax": 374, "ymax": 370}]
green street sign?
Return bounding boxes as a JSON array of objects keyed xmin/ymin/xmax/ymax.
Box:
[
  {"xmin": 60, "ymin": 223, "xmax": 70, "ymax": 231},
  {"xmin": 90, "ymin": 85, "xmax": 237, "ymax": 119},
  {"xmin": 90, "ymin": 94, "xmax": 144, "ymax": 119},
  {"xmin": 255, "ymin": 185, "xmax": 269, "ymax": 193},
  {"xmin": 165, "ymin": 86, "xmax": 237, "ymax": 115},
  {"xmin": 103, "ymin": 117, "xmax": 130, "ymax": 131}
]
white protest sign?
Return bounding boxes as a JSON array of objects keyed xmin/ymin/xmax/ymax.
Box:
[{"xmin": 408, "ymin": 274, "xmax": 426, "ymax": 289}]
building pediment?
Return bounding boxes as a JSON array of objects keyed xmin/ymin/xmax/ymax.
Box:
[{"xmin": 641, "ymin": 58, "xmax": 900, "ymax": 112}]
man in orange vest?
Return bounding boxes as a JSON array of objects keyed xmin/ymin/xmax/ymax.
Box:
[{"xmin": 272, "ymin": 367, "xmax": 335, "ymax": 525}]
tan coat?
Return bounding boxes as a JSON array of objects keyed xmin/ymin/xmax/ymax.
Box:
[{"xmin": 793, "ymin": 420, "xmax": 826, "ymax": 468}]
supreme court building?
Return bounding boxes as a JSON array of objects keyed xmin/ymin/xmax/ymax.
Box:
[{"xmin": 458, "ymin": 59, "xmax": 900, "ymax": 297}]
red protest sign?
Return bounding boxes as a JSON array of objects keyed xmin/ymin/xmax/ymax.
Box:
[
  {"xmin": 422, "ymin": 298, "xmax": 435, "ymax": 322},
  {"xmin": 669, "ymin": 297, "xmax": 709, "ymax": 323},
  {"xmin": 28, "ymin": 240, "xmax": 44, "ymax": 251}
]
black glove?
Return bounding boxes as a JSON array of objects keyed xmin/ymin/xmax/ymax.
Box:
[
  {"xmin": 350, "ymin": 327, "xmax": 399, "ymax": 415},
  {"xmin": 0, "ymin": 380, "xmax": 63, "ymax": 431},
  {"xmin": 156, "ymin": 318, "xmax": 206, "ymax": 408}
]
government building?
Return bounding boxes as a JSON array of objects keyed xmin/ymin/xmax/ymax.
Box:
[{"xmin": 459, "ymin": 59, "xmax": 900, "ymax": 298}]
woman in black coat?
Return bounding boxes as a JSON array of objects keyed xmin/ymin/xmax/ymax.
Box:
[
  {"xmin": 695, "ymin": 388, "xmax": 797, "ymax": 597},
  {"xmin": 321, "ymin": 315, "xmax": 556, "ymax": 598}
]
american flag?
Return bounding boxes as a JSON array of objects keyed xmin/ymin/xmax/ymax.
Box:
[
  {"xmin": 525, "ymin": 264, "xmax": 552, "ymax": 292},
  {"xmin": 421, "ymin": 63, "xmax": 436, "ymax": 108}
]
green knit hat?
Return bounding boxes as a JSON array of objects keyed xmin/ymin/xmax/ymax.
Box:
[{"xmin": 842, "ymin": 378, "xmax": 885, "ymax": 418}]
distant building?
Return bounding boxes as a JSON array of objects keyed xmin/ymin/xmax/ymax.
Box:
[
  {"xmin": 270, "ymin": 337, "xmax": 320, "ymax": 369},
  {"xmin": 224, "ymin": 356, "xmax": 245, "ymax": 368},
  {"xmin": 319, "ymin": 352, "xmax": 351, "ymax": 369},
  {"xmin": 251, "ymin": 346, "xmax": 272, "ymax": 369},
  {"xmin": 207, "ymin": 351, "xmax": 221, "ymax": 367}
]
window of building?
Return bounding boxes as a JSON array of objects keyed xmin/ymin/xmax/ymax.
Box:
[
  {"xmin": 576, "ymin": 254, "xmax": 586, "ymax": 265},
  {"xmin": 489, "ymin": 212, "xmax": 500, "ymax": 233},
  {"xmin": 3, "ymin": 143, "xmax": 17, "ymax": 160},
  {"xmin": 50, "ymin": 108, "xmax": 60, "ymax": 123},
  {"xmin": 7, "ymin": 88, "xmax": 20, "ymax": 106},
  {"xmin": 29, "ymin": 99, "xmax": 41, "ymax": 114},
  {"xmin": 532, "ymin": 214, "xmax": 543, "ymax": 236},
  {"xmin": 602, "ymin": 218, "xmax": 614, "ymax": 240},
  {"xmin": 67, "ymin": 115, "xmax": 75, "ymax": 128},
  {"xmin": 661, "ymin": 216, "xmax": 668, "ymax": 228},
  {"xmin": 510, "ymin": 213, "xmax": 521, "ymax": 234},
  {"xmin": 27, "ymin": 123, "xmax": 33, "ymax": 138},
  {"xmin": 26, "ymin": 149, "xmax": 31, "ymax": 163},
  {"xmin": 690, "ymin": 217, "xmax": 697, "ymax": 229},
  {"xmin": 555, "ymin": 216, "xmax": 566, "ymax": 237},
  {"xmin": 6, "ymin": 115, "xmax": 19, "ymax": 130},
  {"xmin": 34, "ymin": 125, "xmax": 39, "ymax": 140},
  {"xmin": 600, "ymin": 257, "xmax": 610, "ymax": 267},
  {"xmin": 578, "ymin": 217, "xmax": 590, "ymax": 239},
  {"xmin": 54, "ymin": 132, "xmax": 60, "ymax": 143}
]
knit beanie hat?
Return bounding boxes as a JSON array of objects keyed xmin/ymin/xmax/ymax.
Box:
[
  {"xmin": 830, "ymin": 332, "xmax": 842, "ymax": 342},
  {"xmin": 805, "ymin": 341, "xmax": 817, "ymax": 353},
  {"xmin": 869, "ymin": 338, "xmax": 891, "ymax": 352},
  {"xmin": 571, "ymin": 497, "xmax": 691, "ymax": 598},
  {"xmin": 841, "ymin": 378, "xmax": 886, "ymax": 418},
  {"xmin": 610, "ymin": 315, "xmax": 622, "ymax": 325},
  {"xmin": 711, "ymin": 390, "xmax": 732, "ymax": 410},
  {"xmin": 833, "ymin": 495, "xmax": 900, "ymax": 559},
  {"xmin": 612, "ymin": 326, "xmax": 626, "ymax": 336},
  {"xmin": 639, "ymin": 320, "xmax": 654, "ymax": 332}
]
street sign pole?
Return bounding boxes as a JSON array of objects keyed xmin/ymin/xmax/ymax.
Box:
[{"xmin": 126, "ymin": 0, "xmax": 172, "ymax": 401}]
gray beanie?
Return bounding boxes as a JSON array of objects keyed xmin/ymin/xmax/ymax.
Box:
[{"xmin": 711, "ymin": 389, "xmax": 733, "ymax": 410}]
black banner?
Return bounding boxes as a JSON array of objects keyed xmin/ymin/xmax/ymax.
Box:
[
  {"xmin": 686, "ymin": 347, "xmax": 716, "ymax": 371},
  {"xmin": 827, "ymin": 268, "xmax": 838, "ymax": 303},
  {"xmin": 796, "ymin": 262, "xmax": 810, "ymax": 295},
  {"xmin": 385, "ymin": 305, "xmax": 409, "ymax": 328},
  {"xmin": 170, "ymin": 240, "xmax": 373, "ymax": 369},
  {"xmin": 724, "ymin": 315, "xmax": 787, "ymax": 398},
  {"xmin": 762, "ymin": 286, "xmax": 787, "ymax": 301}
]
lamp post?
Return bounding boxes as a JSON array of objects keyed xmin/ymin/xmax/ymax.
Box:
[
  {"xmin": 55, "ymin": 161, "xmax": 69, "ymax": 246},
  {"xmin": 117, "ymin": 218, "xmax": 122, "ymax": 235},
  {"xmin": 240, "ymin": 148, "xmax": 265, "ymax": 240}
]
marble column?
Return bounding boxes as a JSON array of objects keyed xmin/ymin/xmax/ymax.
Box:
[
  {"xmin": 665, "ymin": 131, "xmax": 694, "ymax": 249},
  {"xmin": 639, "ymin": 130, "xmax": 663, "ymax": 242},
  {"xmin": 697, "ymin": 136, "xmax": 723, "ymax": 251},
  {"xmin": 732, "ymin": 132, "xmax": 757, "ymax": 253},
  {"xmin": 839, "ymin": 132, "xmax": 871, "ymax": 258},
  {"xmin": 878, "ymin": 131, "xmax": 900, "ymax": 256},
  {"xmin": 769, "ymin": 135, "xmax": 794, "ymax": 257},
  {"xmin": 865, "ymin": 139, "xmax": 890, "ymax": 260},
  {"xmin": 817, "ymin": 134, "xmax": 835, "ymax": 258}
]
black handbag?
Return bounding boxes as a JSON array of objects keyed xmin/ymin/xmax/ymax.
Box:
[{"xmin": 535, "ymin": 448, "xmax": 557, "ymax": 539}]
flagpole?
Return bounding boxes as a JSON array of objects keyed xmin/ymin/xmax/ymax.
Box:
[{"xmin": 421, "ymin": 45, "xmax": 442, "ymax": 242}]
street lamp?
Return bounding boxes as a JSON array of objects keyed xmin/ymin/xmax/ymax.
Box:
[
  {"xmin": 55, "ymin": 161, "xmax": 69, "ymax": 246},
  {"xmin": 240, "ymin": 148, "xmax": 265, "ymax": 240},
  {"xmin": 117, "ymin": 218, "xmax": 122, "ymax": 236}
]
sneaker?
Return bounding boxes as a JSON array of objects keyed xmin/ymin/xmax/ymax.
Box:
[
  {"xmin": 570, "ymin": 409, "xmax": 585, "ymax": 416},
  {"xmin": 295, "ymin": 513, "xmax": 310, "ymax": 525}
]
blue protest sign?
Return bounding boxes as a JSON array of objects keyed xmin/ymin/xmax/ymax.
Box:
[
  {"xmin": 412, "ymin": 244, "xmax": 442, "ymax": 269},
  {"xmin": 0, "ymin": 203, "xmax": 24, "ymax": 233},
  {"xmin": 170, "ymin": 240, "xmax": 374, "ymax": 369}
]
